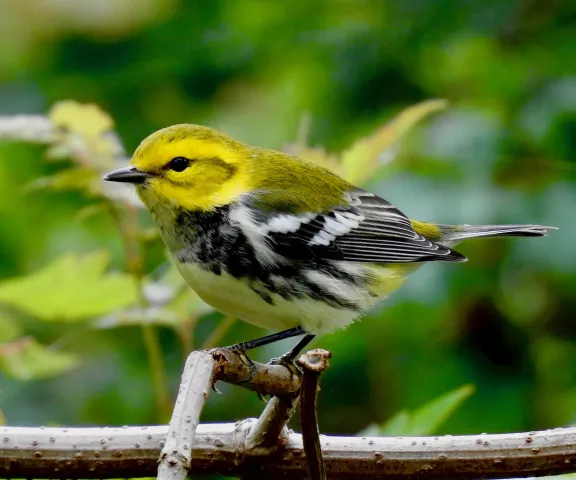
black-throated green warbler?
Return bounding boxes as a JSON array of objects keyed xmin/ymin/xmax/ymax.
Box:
[{"xmin": 104, "ymin": 124, "xmax": 556, "ymax": 362}]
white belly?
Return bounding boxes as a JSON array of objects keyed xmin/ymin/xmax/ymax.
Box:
[{"xmin": 175, "ymin": 261, "xmax": 363, "ymax": 334}]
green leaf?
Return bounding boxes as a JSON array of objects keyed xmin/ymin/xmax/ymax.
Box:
[
  {"xmin": 0, "ymin": 252, "xmax": 138, "ymax": 322},
  {"xmin": 340, "ymin": 99, "xmax": 449, "ymax": 185},
  {"xmin": 95, "ymin": 307, "xmax": 182, "ymax": 329},
  {"xmin": 47, "ymin": 100, "xmax": 121, "ymax": 169},
  {"xmin": 0, "ymin": 337, "xmax": 78, "ymax": 380},
  {"xmin": 148, "ymin": 262, "xmax": 215, "ymax": 319},
  {"xmin": 285, "ymin": 143, "xmax": 342, "ymax": 176},
  {"xmin": 378, "ymin": 410, "xmax": 411, "ymax": 436},
  {"xmin": 27, "ymin": 167, "xmax": 104, "ymax": 197},
  {"xmin": 408, "ymin": 384, "xmax": 474, "ymax": 435},
  {"xmin": 49, "ymin": 100, "xmax": 114, "ymax": 140},
  {"xmin": 376, "ymin": 384, "xmax": 474, "ymax": 436},
  {"xmin": 0, "ymin": 312, "xmax": 21, "ymax": 343},
  {"xmin": 94, "ymin": 263, "xmax": 215, "ymax": 329}
]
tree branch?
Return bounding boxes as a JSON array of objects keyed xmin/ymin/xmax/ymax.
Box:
[
  {"xmin": 3, "ymin": 423, "xmax": 576, "ymax": 478},
  {"xmin": 156, "ymin": 347, "xmax": 303, "ymax": 479},
  {"xmin": 244, "ymin": 395, "xmax": 297, "ymax": 451},
  {"xmin": 2, "ymin": 349, "xmax": 576, "ymax": 478},
  {"xmin": 211, "ymin": 348, "xmax": 301, "ymax": 397},
  {"xmin": 157, "ymin": 351, "xmax": 216, "ymax": 480},
  {"xmin": 298, "ymin": 349, "xmax": 331, "ymax": 480}
]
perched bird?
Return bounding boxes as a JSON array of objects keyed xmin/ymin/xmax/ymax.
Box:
[{"xmin": 104, "ymin": 124, "xmax": 556, "ymax": 363}]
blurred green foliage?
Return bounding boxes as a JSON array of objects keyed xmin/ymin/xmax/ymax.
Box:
[{"xmin": 0, "ymin": 2, "xmax": 575, "ymax": 472}]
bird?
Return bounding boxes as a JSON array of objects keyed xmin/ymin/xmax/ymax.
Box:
[{"xmin": 103, "ymin": 124, "xmax": 556, "ymax": 365}]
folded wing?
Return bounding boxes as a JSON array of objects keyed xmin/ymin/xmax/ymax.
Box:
[{"xmin": 259, "ymin": 189, "xmax": 466, "ymax": 264}]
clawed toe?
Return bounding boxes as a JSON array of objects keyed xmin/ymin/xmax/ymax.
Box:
[
  {"xmin": 222, "ymin": 346, "xmax": 257, "ymax": 382},
  {"xmin": 268, "ymin": 354, "xmax": 302, "ymax": 377}
]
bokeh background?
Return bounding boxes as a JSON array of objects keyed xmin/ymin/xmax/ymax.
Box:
[{"xmin": 1, "ymin": 0, "xmax": 575, "ymax": 467}]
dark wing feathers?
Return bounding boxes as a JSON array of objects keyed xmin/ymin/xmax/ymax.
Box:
[{"xmin": 264, "ymin": 189, "xmax": 466, "ymax": 264}]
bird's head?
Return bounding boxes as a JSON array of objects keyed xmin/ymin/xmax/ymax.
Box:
[{"xmin": 103, "ymin": 124, "xmax": 251, "ymax": 212}]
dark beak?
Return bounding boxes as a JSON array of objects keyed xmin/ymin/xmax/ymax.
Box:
[{"xmin": 103, "ymin": 166, "xmax": 152, "ymax": 184}]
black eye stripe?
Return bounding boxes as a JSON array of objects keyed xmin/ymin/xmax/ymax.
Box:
[{"xmin": 166, "ymin": 156, "xmax": 191, "ymax": 172}]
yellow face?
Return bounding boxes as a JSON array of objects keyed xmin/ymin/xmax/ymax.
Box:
[{"xmin": 129, "ymin": 125, "xmax": 251, "ymax": 212}]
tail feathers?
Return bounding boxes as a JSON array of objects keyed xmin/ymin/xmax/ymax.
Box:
[{"xmin": 437, "ymin": 224, "xmax": 558, "ymax": 243}]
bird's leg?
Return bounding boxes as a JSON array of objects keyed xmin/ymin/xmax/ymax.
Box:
[
  {"xmin": 269, "ymin": 334, "xmax": 316, "ymax": 375},
  {"xmin": 222, "ymin": 326, "xmax": 308, "ymax": 381},
  {"xmin": 224, "ymin": 326, "xmax": 307, "ymax": 352}
]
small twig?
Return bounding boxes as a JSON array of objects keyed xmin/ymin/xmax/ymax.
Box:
[
  {"xmin": 298, "ymin": 349, "xmax": 332, "ymax": 480},
  {"xmin": 244, "ymin": 395, "xmax": 298, "ymax": 451},
  {"xmin": 107, "ymin": 200, "xmax": 171, "ymax": 420},
  {"xmin": 157, "ymin": 351, "xmax": 216, "ymax": 480},
  {"xmin": 141, "ymin": 323, "xmax": 171, "ymax": 419}
]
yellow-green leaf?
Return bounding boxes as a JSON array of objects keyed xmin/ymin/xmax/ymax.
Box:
[
  {"xmin": 93, "ymin": 260, "xmax": 215, "ymax": 330},
  {"xmin": 96, "ymin": 307, "xmax": 181, "ymax": 329},
  {"xmin": 286, "ymin": 143, "xmax": 342, "ymax": 175},
  {"xmin": 0, "ymin": 252, "xmax": 138, "ymax": 322},
  {"xmin": 340, "ymin": 99, "xmax": 449, "ymax": 185},
  {"xmin": 284, "ymin": 115, "xmax": 342, "ymax": 173},
  {"xmin": 47, "ymin": 100, "xmax": 121, "ymax": 169},
  {"xmin": 0, "ymin": 312, "xmax": 21, "ymax": 343},
  {"xmin": 377, "ymin": 410, "xmax": 411, "ymax": 436},
  {"xmin": 27, "ymin": 167, "xmax": 104, "ymax": 196},
  {"xmin": 377, "ymin": 384, "xmax": 474, "ymax": 436},
  {"xmin": 408, "ymin": 384, "xmax": 474, "ymax": 435},
  {"xmin": 49, "ymin": 100, "xmax": 114, "ymax": 141},
  {"xmin": 75, "ymin": 203, "xmax": 108, "ymax": 221},
  {"xmin": 0, "ymin": 337, "xmax": 78, "ymax": 380},
  {"xmin": 147, "ymin": 262, "xmax": 215, "ymax": 319}
]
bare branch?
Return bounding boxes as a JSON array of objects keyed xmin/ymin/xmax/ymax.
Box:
[
  {"xmin": 157, "ymin": 350, "xmax": 216, "ymax": 480},
  {"xmin": 2, "ymin": 344, "xmax": 576, "ymax": 478},
  {"xmin": 244, "ymin": 396, "xmax": 298, "ymax": 451},
  {"xmin": 211, "ymin": 348, "xmax": 301, "ymax": 397},
  {"xmin": 212, "ymin": 349, "xmax": 302, "ymax": 452},
  {"xmin": 157, "ymin": 347, "xmax": 302, "ymax": 480},
  {"xmin": 3, "ymin": 424, "xmax": 576, "ymax": 478},
  {"xmin": 298, "ymin": 349, "xmax": 331, "ymax": 480}
]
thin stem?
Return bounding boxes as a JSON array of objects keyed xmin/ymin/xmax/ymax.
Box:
[
  {"xmin": 107, "ymin": 200, "xmax": 170, "ymax": 420},
  {"xmin": 201, "ymin": 315, "xmax": 236, "ymax": 350},
  {"xmin": 142, "ymin": 323, "xmax": 171, "ymax": 418},
  {"xmin": 167, "ymin": 283, "xmax": 198, "ymax": 360},
  {"xmin": 177, "ymin": 318, "xmax": 195, "ymax": 360}
]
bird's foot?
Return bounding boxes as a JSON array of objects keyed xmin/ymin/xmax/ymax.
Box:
[
  {"xmin": 268, "ymin": 353, "xmax": 302, "ymax": 377},
  {"xmin": 221, "ymin": 345, "xmax": 257, "ymax": 383},
  {"xmin": 266, "ymin": 333, "xmax": 316, "ymax": 377}
]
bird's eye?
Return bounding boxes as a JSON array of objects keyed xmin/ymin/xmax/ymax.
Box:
[{"xmin": 167, "ymin": 156, "xmax": 191, "ymax": 172}]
